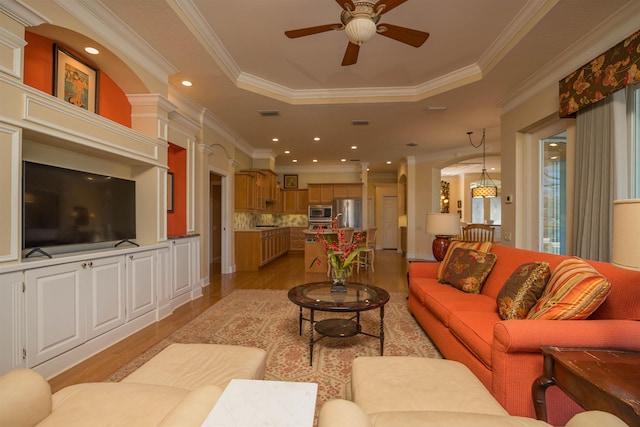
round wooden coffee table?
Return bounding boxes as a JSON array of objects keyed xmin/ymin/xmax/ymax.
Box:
[{"xmin": 288, "ymin": 281, "xmax": 390, "ymax": 366}]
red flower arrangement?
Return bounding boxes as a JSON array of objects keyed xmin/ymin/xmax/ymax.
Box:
[{"xmin": 310, "ymin": 217, "xmax": 366, "ymax": 282}]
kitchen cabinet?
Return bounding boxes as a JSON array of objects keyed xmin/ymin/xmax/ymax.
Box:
[
  {"xmin": 308, "ymin": 184, "xmax": 334, "ymax": 204},
  {"xmin": 235, "ymin": 172, "xmax": 256, "ymax": 211},
  {"xmin": 235, "ymin": 170, "xmax": 267, "ymax": 212},
  {"xmin": 333, "ymin": 184, "xmax": 363, "ymax": 199},
  {"xmin": 289, "ymin": 227, "xmax": 306, "ymax": 252},
  {"xmin": 235, "ymin": 228, "xmax": 290, "ymax": 271},
  {"xmin": 126, "ymin": 250, "xmax": 156, "ymax": 322},
  {"xmin": 0, "ymin": 272, "xmax": 25, "ymax": 374},
  {"xmin": 283, "ymin": 189, "xmax": 308, "ymax": 214}
]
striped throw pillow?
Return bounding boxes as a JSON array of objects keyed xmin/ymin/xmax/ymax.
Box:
[
  {"xmin": 437, "ymin": 240, "xmax": 493, "ymax": 280},
  {"xmin": 527, "ymin": 257, "xmax": 611, "ymax": 320}
]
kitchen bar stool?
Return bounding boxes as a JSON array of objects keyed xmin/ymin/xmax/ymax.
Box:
[{"xmin": 357, "ymin": 228, "xmax": 376, "ymax": 273}]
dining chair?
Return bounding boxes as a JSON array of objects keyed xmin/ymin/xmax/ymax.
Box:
[{"xmin": 460, "ymin": 223, "xmax": 495, "ymax": 242}]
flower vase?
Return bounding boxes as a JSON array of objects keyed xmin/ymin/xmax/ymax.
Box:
[{"xmin": 330, "ymin": 267, "xmax": 348, "ymax": 292}]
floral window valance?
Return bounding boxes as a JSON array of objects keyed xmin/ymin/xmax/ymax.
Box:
[{"xmin": 559, "ymin": 29, "xmax": 640, "ymax": 118}]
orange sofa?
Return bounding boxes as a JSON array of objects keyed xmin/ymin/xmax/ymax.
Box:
[{"xmin": 408, "ymin": 244, "xmax": 640, "ymax": 425}]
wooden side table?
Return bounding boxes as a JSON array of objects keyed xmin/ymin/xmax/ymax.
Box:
[{"xmin": 532, "ymin": 347, "xmax": 640, "ymax": 426}]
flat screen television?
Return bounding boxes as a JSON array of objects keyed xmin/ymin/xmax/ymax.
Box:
[{"xmin": 22, "ymin": 161, "xmax": 136, "ymax": 253}]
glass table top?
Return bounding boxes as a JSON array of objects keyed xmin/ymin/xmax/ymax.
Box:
[{"xmin": 288, "ymin": 281, "xmax": 390, "ymax": 312}]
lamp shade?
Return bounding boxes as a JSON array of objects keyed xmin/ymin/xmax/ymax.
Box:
[
  {"xmin": 345, "ymin": 17, "xmax": 377, "ymax": 45},
  {"xmin": 425, "ymin": 213, "xmax": 460, "ymax": 236},
  {"xmin": 472, "ymin": 185, "xmax": 498, "ymax": 198},
  {"xmin": 612, "ymin": 199, "xmax": 640, "ymax": 270}
]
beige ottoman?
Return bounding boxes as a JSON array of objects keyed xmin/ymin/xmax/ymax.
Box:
[
  {"xmin": 351, "ymin": 356, "xmax": 508, "ymax": 416},
  {"xmin": 122, "ymin": 343, "xmax": 267, "ymax": 390}
]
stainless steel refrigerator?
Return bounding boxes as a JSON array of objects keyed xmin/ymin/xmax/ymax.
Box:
[{"xmin": 332, "ymin": 199, "xmax": 362, "ymax": 229}]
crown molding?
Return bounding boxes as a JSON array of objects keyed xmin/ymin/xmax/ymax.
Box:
[
  {"xmin": 0, "ymin": 0, "xmax": 50, "ymax": 27},
  {"xmin": 170, "ymin": 0, "xmax": 547, "ymax": 105},
  {"xmin": 499, "ymin": 0, "xmax": 640, "ymax": 114},
  {"xmin": 54, "ymin": 0, "xmax": 177, "ymax": 84},
  {"xmin": 275, "ymin": 164, "xmax": 361, "ymax": 174},
  {"xmin": 168, "ymin": 0, "xmax": 241, "ymax": 82}
]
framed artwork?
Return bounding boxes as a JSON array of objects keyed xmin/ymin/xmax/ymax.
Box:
[
  {"xmin": 284, "ymin": 174, "xmax": 298, "ymax": 189},
  {"xmin": 167, "ymin": 172, "xmax": 174, "ymax": 213},
  {"xmin": 53, "ymin": 44, "xmax": 99, "ymax": 112}
]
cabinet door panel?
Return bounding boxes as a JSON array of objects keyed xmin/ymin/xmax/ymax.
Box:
[
  {"xmin": 127, "ymin": 251, "xmax": 156, "ymax": 321},
  {"xmin": 0, "ymin": 272, "xmax": 25, "ymax": 375},
  {"xmin": 26, "ymin": 264, "xmax": 85, "ymax": 367},
  {"xmin": 172, "ymin": 239, "xmax": 192, "ymax": 297},
  {"xmin": 88, "ymin": 257, "xmax": 126, "ymax": 339}
]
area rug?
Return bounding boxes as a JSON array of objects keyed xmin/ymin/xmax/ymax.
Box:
[{"xmin": 106, "ymin": 289, "xmax": 442, "ymax": 417}]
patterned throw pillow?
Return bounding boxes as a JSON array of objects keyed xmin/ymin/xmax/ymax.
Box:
[
  {"xmin": 437, "ymin": 241, "xmax": 493, "ymax": 280},
  {"xmin": 527, "ymin": 257, "xmax": 611, "ymax": 320},
  {"xmin": 438, "ymin": 247, "xmax": 497, "ymax": 294},
  {"xmin": 496, "ymin": 262, "xmax": 551, "ymax": 320}
]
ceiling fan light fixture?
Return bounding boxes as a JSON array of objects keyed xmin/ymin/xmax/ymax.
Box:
[{"xmin": 345, "ymin": 17, "xmax": 377, "ymax": 45}]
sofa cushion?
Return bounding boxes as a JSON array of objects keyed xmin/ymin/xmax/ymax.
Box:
[
  {"xmin": 121, "ymin": 343, "xmax": 267, "ymax": 390},
  {"xmin": 448, "ymin": 311, "xmax": 500, "ymax": 368},
  {"xmin": 41, "ymin": 383, "xmax": 190, "ymax": 427},
  {"xmin": 497, "ymin": 262, "xmax": 551, "ymax": 320},
  {"xmin": 527, "ymin": 258, "xmax": 611, "ymax": 320},
  {"xmin": 419, "ymin": 280, "xmax": 498, "ymax": 326},
  {"xmin": 351, "ymin": 357, "xmax": 507, "ymax": 416},
  {"xmin": 437, "ymin": 241, "xmax": 493, "ymax": 280},
  {"xmin": 0, "ymin": 369, "xmax": 51, "ymax": 427},
  {"xmin": 439, "ymin": 248, "xmax": 497, "ymax": 294}
]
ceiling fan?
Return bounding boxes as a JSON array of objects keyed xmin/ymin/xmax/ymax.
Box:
[{"xmin": 285, "ymin": 0, "xmax": 429, "ymax": 66}]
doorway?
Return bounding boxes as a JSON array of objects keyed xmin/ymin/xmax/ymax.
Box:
[
  {"xmin": 381, "ymin": 196, "xmax": 398, "ymax": 249},
  {"xmin": 210, "ymin": 173, "xmax": 222, "ymax": 274}
]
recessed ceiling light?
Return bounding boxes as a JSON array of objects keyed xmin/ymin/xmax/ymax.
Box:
[
  {"xmin": 549, "ymin": 143, "xmax": 558, "ymax": 147},
  {"xmin": 550, "ymin": 156, "xmax": 559, "ymax": 160},
  {"xmin": 272, "ymin": 138, "xmax": 279, "ymax": 142},
  {"xmin": 386, "ymin": 161, "xmax": 392, "ymax": 164},
  {"xmin": 351, "ymin": 145, "xmax": 357, "ymax": 150},
  {"xmin": 84, "ymin": 47, "xmax": 99, "ymax": 55},
  {"xmin": 341, "ymin": 159, "xmax": 346, "ymax": 162},
  {"xmin": 313, "ymin": 159, "xmax": 318, "ymax": 163},
  {"xmin": 313, "ymin": 137, "xmax": 320, "ymax": 142},
  {"xmin": 181, "ymin": 80, "xmax": 192, "ymax": 87},
  {"xmin": 292, "ymin": 159, "xmax": 298, "ymax": 163},
  {"xmin": 284, "ymin": 150, "xmax": 290, "ymax": 154}
]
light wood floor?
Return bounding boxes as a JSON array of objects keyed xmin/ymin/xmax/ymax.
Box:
[{"xmin": 48, "ymin": 250, "xmax": 409, "ymax": 392}]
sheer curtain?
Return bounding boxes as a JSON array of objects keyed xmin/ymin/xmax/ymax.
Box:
[{"xmin": 573, "ymin": 96, "xmax": 615, "ymax": 261}]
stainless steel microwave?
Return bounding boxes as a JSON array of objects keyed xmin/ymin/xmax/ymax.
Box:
[{"xmin": 308, "ymin": 205, "xmax": 332, "ymax": 222}]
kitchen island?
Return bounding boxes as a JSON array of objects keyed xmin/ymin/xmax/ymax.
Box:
[{"xmin": 235, "ymin": 227, "xmax": 290, "ymax": 271}]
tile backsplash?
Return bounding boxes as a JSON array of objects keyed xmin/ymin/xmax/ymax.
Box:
[{"xmin": 234, "ymin": 213, "xmax": 308, "ymax": 229}]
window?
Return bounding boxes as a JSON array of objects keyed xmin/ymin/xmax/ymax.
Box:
[
  {"xmin": 470, "ymin": 180, "xmax": 501, "ymax": 225},
  {"xmin": 634, "ymin": 84, "xmax": 640, "ymax": 197},
  {"xmin": 541, "ymin": 133, "xmax": 566, "ymax": 254}
]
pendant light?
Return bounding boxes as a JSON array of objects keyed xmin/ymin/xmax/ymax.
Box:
[{"xmin": 468, "ymin": 129, "xmax": 497, "ymax": 198}]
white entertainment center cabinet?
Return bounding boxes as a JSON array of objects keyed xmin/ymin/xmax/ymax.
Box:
[
  {"xmin": 0, "ymin": 7, "xmax": 207, "ymax": 380},
  {"xmin": 0, "ymin": 235, "xmax": 200, "ymax": 379}
]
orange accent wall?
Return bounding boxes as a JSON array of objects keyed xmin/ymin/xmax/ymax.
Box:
[
  {"xmin": 24, "ymin": 32, "xmax": 53, "ymax": 94},
  {"xmin": 23, "ymin": 31, "xmax": 131, "ymax": 128},
  {"xmin": 167, "ymin": 143, "xmax": 187, "ymax": 236}
]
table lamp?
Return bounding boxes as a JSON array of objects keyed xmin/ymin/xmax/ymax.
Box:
[
  {"xmin": 425, "ymin": 213, "xmax": 461, "ymax": 261},
  {"xmin": 612, "ymin": 199, "xmax": 640, "ymax": 270}
]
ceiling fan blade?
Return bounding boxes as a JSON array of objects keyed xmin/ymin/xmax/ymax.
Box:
[
  {"xmin": 285, "ymin": 24, "xmax": 341, "ymax": 39},
  {"xmin": 377, "ymin": 23, "xmax": 429, "ymax": 47},
  {"xmin": 342, "ymin": 42, "xmax": 360, "ymax": 66},
  {"xmin": 334, "ymin": 0, "xmax": 355, "ymax": 11},
  {"xmin": 375, "ymin": 0, "xmax": 408, "ymax": 14}
]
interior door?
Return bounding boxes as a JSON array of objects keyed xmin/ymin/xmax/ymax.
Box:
[{"xmin": 381, "ymin": 196, "xmax": 398, "ymax": 249}]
